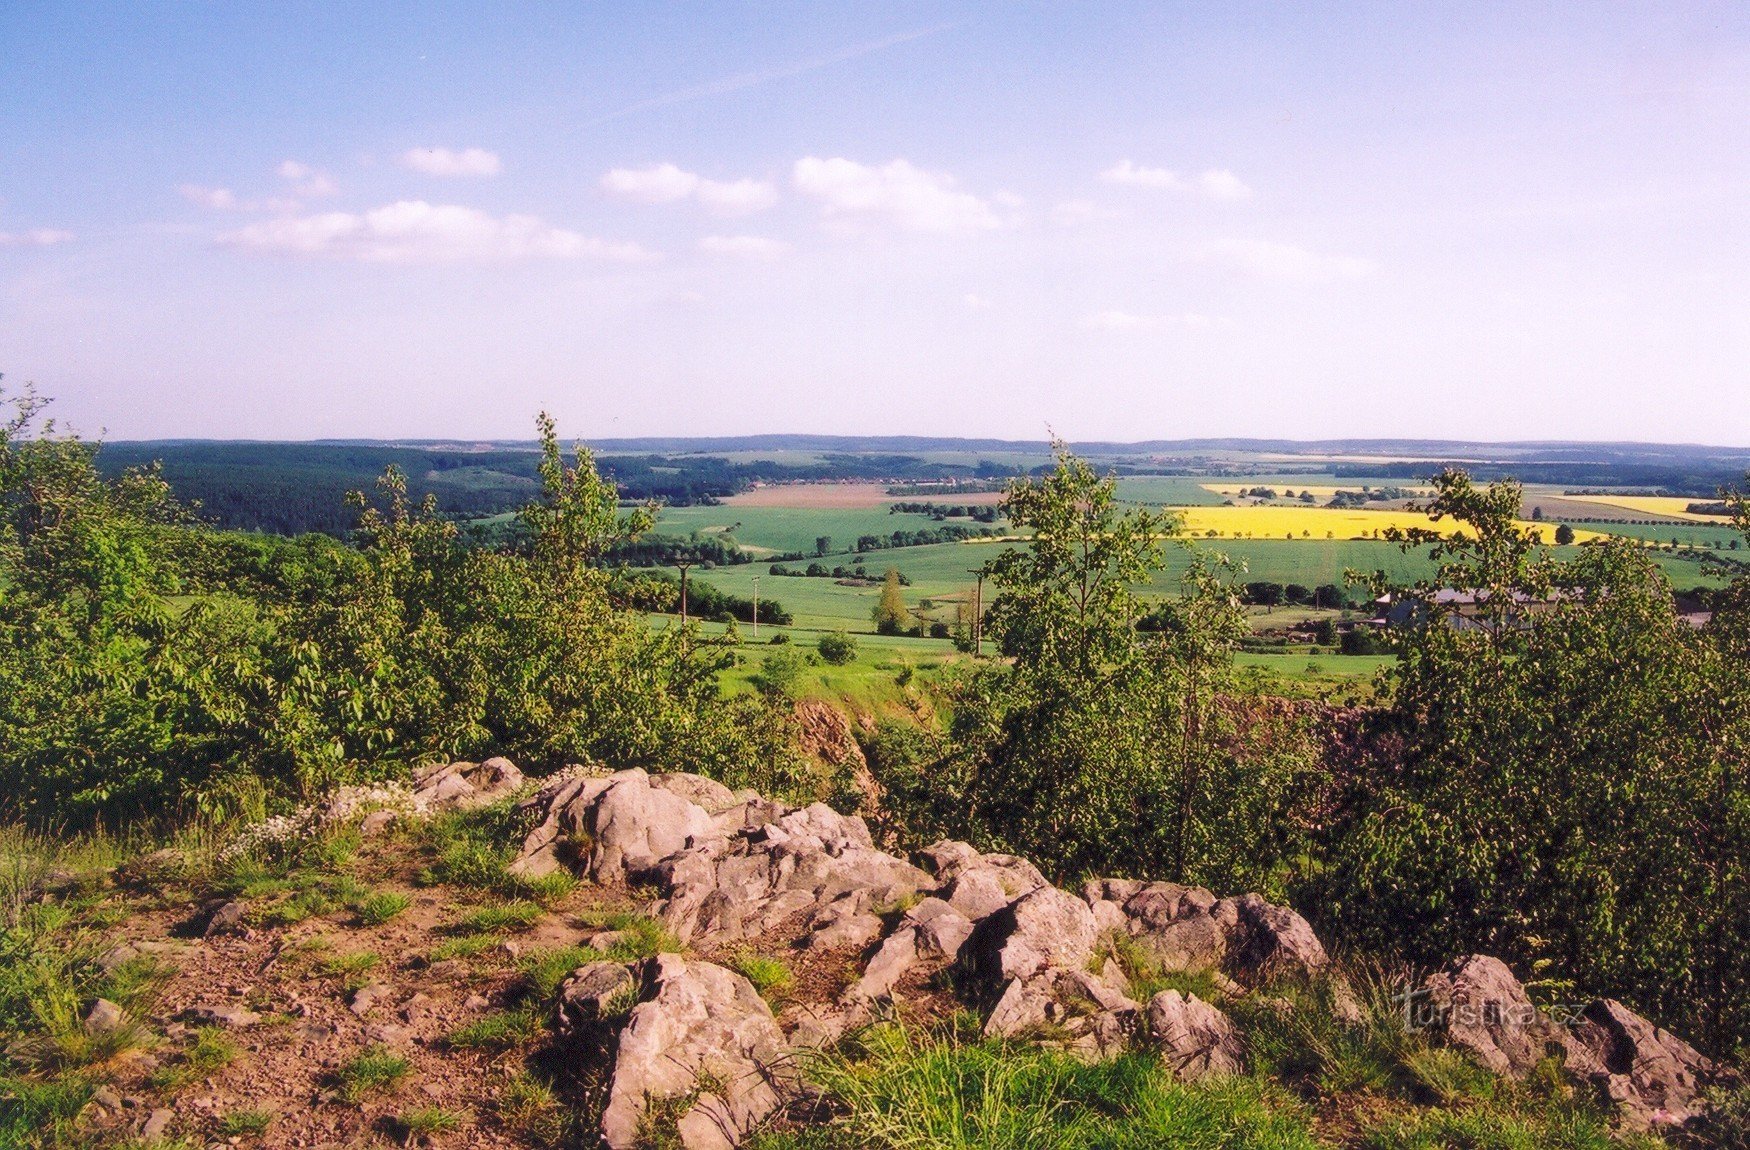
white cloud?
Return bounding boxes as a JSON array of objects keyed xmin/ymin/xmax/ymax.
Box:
[
  {"xmin": 276, "ymin": 159, "xmax": 337, "ymax": 198},
  {"xmin": 1201, "ymin": 238, "xmax": 1376, "ymax": 281},
  {"xmin": 1099, "ymin": 160, "xmax": 1251, "ymax": 200},
  {"xmin": 1083, "ymin": 310, "xmax": 1221, "ymax": 331},
  {"xmin": 602, "ymin": 164, "xmax": 776, "ymax": 215},
  {"xmin": 180, "ymin": 184, "xmax": 239, "ymax": 210},
  {"xmin": 699, "ymin": 234, "xmax": 790, "ymax": 259},
  {"xmin": 1195, "ymin": 169, "xmax": 1252, "ymax": 201},
  {"xmin": 1053, "ymin": 198, "xmax": 1124, "ymax": 226},
  {"xmin": 0, "ymin": 228, "xmax": 74, "ymax": 247},
  {"xmin": 218, "ymin": 201, "xmax": 655, "ymax": 264},
  {"xmin": 601, "ymin": 163, "xmax": 699, "ymax": 203},
  {"xmin": 964, "ymin": 293, "xmax": 992, "ymax": 309},
  {"xmin": 695, "ymin": 177, "xmax": 779, "ymax": 216},
  {"xmin": 792, "ymin": 157, "xmax": 1002, "ymax": 233},
  {"xmin": 401, "ymin": 147, "xmax": 502, "ymax": 178}
]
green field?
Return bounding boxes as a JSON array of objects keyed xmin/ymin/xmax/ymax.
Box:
[{"xmin": 650, "ymin": 503, "xmax": 988, "ymax": 557}]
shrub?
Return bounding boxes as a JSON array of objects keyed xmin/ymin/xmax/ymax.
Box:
[{"xmin": 816, "ymin": 632, "xmax": 857, "ymax": 665}]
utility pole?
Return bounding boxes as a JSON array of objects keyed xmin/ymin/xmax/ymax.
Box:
[
  {"xmin": 751, "ymin": 575, "xmax": 760, "ymax": 640},
  {"xmin": 967, "ymin": 569, "xmax": 985, "ymax": 657},
  {"xmin": 674, "ymin": 561, "xmax": 692, "ymax": 626}
]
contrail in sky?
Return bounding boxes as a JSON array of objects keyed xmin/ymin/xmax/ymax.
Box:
[{"xmin": 586, "ymin": 23, "xmax": 962, "ymax": 125}]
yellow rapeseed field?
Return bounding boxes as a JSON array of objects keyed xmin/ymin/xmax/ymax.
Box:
[
  {"xmin": 1563, "ymin": 494, "xmax": 1735, "ymax": 523},
  {"xmin": 964, "ymin": 505, "xmax": 1609, "ymax": 544},
  {"xmin": 1169, "ymin": 505, "xmax": 1608, "ymax": 543}
]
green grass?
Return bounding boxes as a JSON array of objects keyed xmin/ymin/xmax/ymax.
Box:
[
  {"xmin": 393, "ymin": 1106, "xmax": 465, "ymax": 1142},
  {"xmin": 430, "ymin": 932, "xmax": 499, "ymax": 961},
  {"xmin": 498, "ymin": 1072, "xmax": 571, "ymax": 1147},
  {"xmin": 518, "ymin": 945, "xmax": 606, "ymax": 1000},
  {"xmin": 751, "ymin": 1024, "xmax": 1322, "ymax": 1150},
  {"xmin": 457, "ymin": 901, "xmax": 543, "ymax": 934},
  {"xmin": 574, "ymin": 910, "xmax": 682, "ymax": 960},
  {"xmin": 217, "ymin": 1109, "xmax": 275, "ymax": 1137},
  {"xmin": 727, "ymin": 951, "xmax": 794, "ymax": 1002},
  {"xmin": 318, "ymin": 950, "xmax": 381, "ymax": 989},
  {"xmin": 148, "ymin": 1025, "xmax": 238, "ymax": 1092},
  {"xmin": 353, "ymin": 890, "xmax": 411, "ymax": 926},
  {"xmin": 336, "ymin": 1046, "xmax": 410, "ymax": 1101},
  {"xmin": 511, "ymin": 870, "xmax": 577, "ymax": 907},
  {"xmin": 449, "ymin": 1008, "xmax": 542, "ymax": 1050},
  {"xmin": 1359, "ymin": 1102, "xmax": 1649, "ymax": 1150}
]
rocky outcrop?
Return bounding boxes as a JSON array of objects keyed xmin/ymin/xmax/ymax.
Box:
[
  {"xmin": 514, "ymin": 771, "xmax": 1727, "ymax": 1146},
  {"xmin": 965, "ymin": 885, "xmax": 1098, "ymax": 984},
  {"xmin": 1568, "ymin": 998, "xmax": 1720, "ymax": 1130},
  {"xmin": 1418, "ymin": 955, "xmax": 1566, "ymax": 1078},
  {"xmin": 510, "ymin": 768, "xmax": 722, "ymax": 881},
  {"xmin": 1147, "ymin": 990, "xmax": 1245, "ymax": 1080},
  {"xmin": 1081, "ymin": 880, "xmax": 1326, "ymax": 986},
  {"xmin": 648, "ymin": 802, "xmax": 930, "ymax": 946},
  {"xmin": 410, "ymin": 756, "xmax": 525, "ymax": 810},
  {"xmin": 598, "ymin": 955, "xmax": 791, "ymax": 1150},
  {"xmin": 1420, "ymin": 955, "xmax": 1722, "ymax": 1131}
]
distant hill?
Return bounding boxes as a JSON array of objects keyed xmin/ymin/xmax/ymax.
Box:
[{"xmin": 98, "ymin": 436, "xmax": 1750, "ymax": 536}]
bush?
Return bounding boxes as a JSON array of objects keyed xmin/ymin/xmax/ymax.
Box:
[{"xmin": 816, "ymin": 632, "xmax": 857, "ymax": 665}]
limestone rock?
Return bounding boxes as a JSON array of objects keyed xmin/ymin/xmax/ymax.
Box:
[
  {"xmin": 83, "ymin": 998, "xmax": 127, "ymax": 1036},
  {"xmin": 600, "ymin": 954, "xmax": 790, "ymax": 1150},
  {"xmin": 650, "ymin": 803, "xmax": 929, "ymax": 946},
  {"xmin": 555, "ymin": 961, "xmax": 638, "ymax": 1040},
  {"xmin": 183, "ymin": 1002, "xmax": 260, "ymax": 1029},
  {"xmin": 965, "ymin": 885, "xmax": 1098, "ymax": 985},
  {"xmin": 1216, "ymin": 893, "xmax": 1328, "ymax": 982},
  {"xmin": 202, "ymin": 899, "xmax": 249, "ymax": 939},
  {"xmin": 1568, "ymin": 998, "xmax": 1719, "ymax": 1131},
  {"xmin": 1419, "ymin": 955, "xmax": 1569, "ymax": 1078},
  {"xmin": 411, "ymin": 756, "xmax": 525, "ymax": 811},
  {"xmin": 1147, "ymin": 990, "xmax": 1244, "ymax": 1080},
  {"xmin": 510, "ymin": 768, "xmax": 718, "ymax": 883}
]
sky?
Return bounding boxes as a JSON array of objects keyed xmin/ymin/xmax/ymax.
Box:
[{"xmin": 2, "ymin": 2, "xmax": 1748, "ymax": 444}]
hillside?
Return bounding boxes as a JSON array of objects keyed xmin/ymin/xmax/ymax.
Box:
[{"xmin": 7, "ymin": 754, "xmax": 1738, "ymax": 1149}]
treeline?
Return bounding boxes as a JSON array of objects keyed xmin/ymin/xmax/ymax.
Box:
[
  {"xmin": 855, "ymin": 525, "xmax": 999, "ymax": 551},
  {"xmin": 888, "ymin": 501, "xmax": 1002, "ymax": 521},
  {"xmin": 0, "ymin": 387, "xmax": 812, "ymax": 827},
  {"xmin": 769, "ymin": 561, "xmax": 910, "ymax": 585},
  {"xmin": 609, "ymin": 570, "xmax": 792, "ymax": 626},
  {"xmin": 100, "ymin": 442, "xmax": 1049, "ymax": 535}
]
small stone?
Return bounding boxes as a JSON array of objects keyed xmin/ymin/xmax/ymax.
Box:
[
  {"xmin": 349, "ymin": 983, "xmax": 392, "ymax": 1017},
  {"xmin": 184, "ymin": 1003, "xmax": 260, "ymax": 1029},
  {"xmin": 83, "ymin": 998, "xmax": 128, "ymax": 1035},
  {"xmin": 141, "ymin": 1108, "xmax": 174, "ymax": 1140},
  {"xmin": 203, "ymin": 900, "xmax": 250, "ymax": 939}
]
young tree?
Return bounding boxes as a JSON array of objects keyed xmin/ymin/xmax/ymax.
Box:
[
  {"xmin": 912, "ymin": 442, "xmax": 1316, "ymax": 890},
  {"xmin": 871, "ymin": 567, "xmax": 910, "ymax": 634}
]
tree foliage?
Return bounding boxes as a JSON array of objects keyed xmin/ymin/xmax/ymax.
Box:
[
  {"xmin": 1317, "ymin": 469, "xmax": 1750, "ymax": 1051},
  {"xmin": 0, "ymin": 383, "xmax": 802, "ymax": 825},
  {"xmin": 879, "ymin": 443, "xmax": 1321, "ymax": 894}
]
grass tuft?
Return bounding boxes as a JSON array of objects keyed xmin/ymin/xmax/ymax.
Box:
[
  {"xmin": 336, "ymin": 1045, "xmax": 410, "ymax": 1102},
  {"xmin": 353, "ymin": 890, "xmax": 411, "ymax": 926},
  {"xmin": 458, "ymin": 901, "xmax": 542, "ymax": 934},
  {"xmin": 217, "ymin": 1108, "xmax": 275, "ymax": 1137},
  {"xmin": 393, "ymin": 1106, "xmax": 465, "ymax": 1143},
  {"xmin": 449, "ymin": 1008, "xmax": 542, "ymax": 1050},
  {"xmin": 728, "ymin": 951, "xmax": 794, "ymax": 1002}
]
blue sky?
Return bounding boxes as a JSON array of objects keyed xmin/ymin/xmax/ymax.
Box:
[{"xmin": 2, "ymin": 3, "xmax": 1747, "ymax": 443}]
